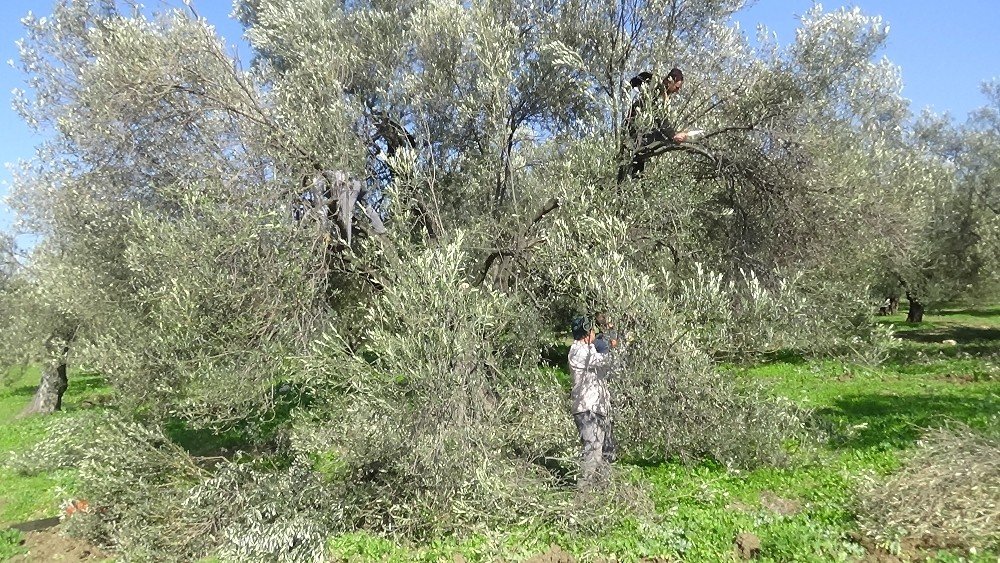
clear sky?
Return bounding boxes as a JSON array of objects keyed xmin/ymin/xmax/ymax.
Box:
[{"xmin": 1, "ymin": 0, "xmax": 998, "ymax": 238}]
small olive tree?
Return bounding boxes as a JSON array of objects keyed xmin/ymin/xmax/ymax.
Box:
[{"xmin": 0, "ymin": 239, "xmax": 90, "ymax": 414}]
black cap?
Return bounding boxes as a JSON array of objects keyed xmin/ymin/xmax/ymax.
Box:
[
  {"xmin": 572, "ymin": 316, "xmax": 594, "ymax": 340},
  {"xmin": 629, "ymin": 71, "xmax": 654, "ymax": 88}
]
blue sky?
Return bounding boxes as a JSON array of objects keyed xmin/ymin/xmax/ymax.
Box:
[{"xmin": 1, "ymin": 0, "xmax": 998, "ymax": 238}]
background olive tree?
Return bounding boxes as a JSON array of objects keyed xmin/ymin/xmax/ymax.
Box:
[{"xmin": 874, "ymin": 81, "xmax": 1000, "ymax": 321}]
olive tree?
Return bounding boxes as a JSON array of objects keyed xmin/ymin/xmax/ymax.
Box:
[
  {"xmin": 6, "ymin": 0, "xmax": 932, "ymax": 558},
  {"xmin": 946, "ymin": 82, "xmax": 1000, "ymax": 302},
  {"xmin": 0, "ymin": 239, "xmax": 87, "ymax": 414},
  {"xmin": 879, "ymin": 83, "xmax": 1000, "ymax": 321}
]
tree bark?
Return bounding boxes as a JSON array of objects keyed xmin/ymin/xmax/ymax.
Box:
[
  {"xmin": 905, "ymin": 292, "xmax": 924, "ymax": 323},
  {"xmin": 22, "ymin": 359, "xmax": 68, "ymax": 415}
]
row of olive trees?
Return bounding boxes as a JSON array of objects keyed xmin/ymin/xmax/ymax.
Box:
[
  {"xmin": 873, "ymin": 83, "xmax": 1000, "ymax": 321},
  {"xmin": 2, "ymin": 0, "xmax": 994, "ymax": 558}
]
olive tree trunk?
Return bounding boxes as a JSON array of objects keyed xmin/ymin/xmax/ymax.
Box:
[
  {"xmin": 23, "ymin": 359, "xmax": 68, "ymax": 415},
  {"xmin": 905, "ymin": 292, "xmax": 924, "ymax": 323}
]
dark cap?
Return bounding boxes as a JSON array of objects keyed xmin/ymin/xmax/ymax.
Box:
[
  {"xmin": 571, "ymin": 316, "xmax": 594, "ymax": 340},
  {"xmin": 629, "ymin": 71, "xmax": 654, "ymax": 88}
]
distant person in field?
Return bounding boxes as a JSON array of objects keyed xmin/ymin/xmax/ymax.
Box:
[
  {"xmin": 569, "ymin": 315, "xmax": 615, "ymax": 484},
  {"xmin": 879, "ymin": 297, "xmax": 892, "ymax": 316},
  {"xmin": 619, "ymin": 67, "xmax": 690, "ymax": 181}
]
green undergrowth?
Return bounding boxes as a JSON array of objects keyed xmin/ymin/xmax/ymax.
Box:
[
  {"xmin": 0, "ymin": 370, "xmax": 112, "ymax": 525},
  {"xmin": 3, "ymin": 306, "xmax": 999, "ymax": 562},
  {"xmin": 0, "ymin": 529, "xmax": 24, "ymax": 561}
]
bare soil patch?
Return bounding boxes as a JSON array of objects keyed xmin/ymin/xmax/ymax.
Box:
[
  {"xmin": 523, "ymin": 544, "xmax": 577, "ymax": 563},
  {"xmin": 8, "ymin": 527, "xmax": 108, "ymax": 562},
  {"xmin": 495, "ymin": 544, "xmax": 673, "ymax": 562},
  {"xmin": 734, "ymin": 531, "xmax": 761, "ymax": 559},
  {"xmin": 938, "ymin": 372, "xmax": 976, "ymax": 384},
  {"xmin": 849, "ymin": 531, "xmax": 980, "ymax": 563}
]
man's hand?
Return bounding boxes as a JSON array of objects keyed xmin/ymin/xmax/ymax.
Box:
[{"xmin": 672, "ymin": 131, "xmax": 688, "ymax": 143}]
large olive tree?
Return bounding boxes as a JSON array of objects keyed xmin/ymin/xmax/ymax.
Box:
[{"xmin": 7, "ymin": 0, "xmax": 933, "ymax": 558}]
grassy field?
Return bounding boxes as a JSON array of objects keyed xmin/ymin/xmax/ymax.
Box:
[
  {"xmin": 0, "ymin": 370, "xmax": 109, "ymax": 560},
  {"xmin": 1, "ymin": 306, "xmax": 997, "ymax": 561}
]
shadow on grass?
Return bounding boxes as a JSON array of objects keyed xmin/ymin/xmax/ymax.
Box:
[
  {"xmin": 882, "ymin": 351, "xmax": 998, "ymax": 380},
  {"xmin": 894, "ymin": 326, "xmax": 1000, "ymax": 345},
  {"xmin": 166, "ymin": 422, "xmax": 252, "ymax": 457},
  {"xmin": 3, "ymin": 385, "xmax": 37, "ymax": 399},
  {"xmin": 67, "ymin": 373, "xmax": 109, "ymax": 394},
  {"xmin": 3, "ymin": 371, "xmax": 109, "ymax": 400},
  {"xmin": 936, "ymin": 306, "xmax": 1000, "ymax": 319},
  {"xmin": 888, "ymin": 325, "xmax": 1000, "ymax": 362},
  {"xmin": 817, "ymin": 391, "xmax": 999, "ymax": 450},
  {"xmin": 165, "ymin": 389, "xmax": 304, "ymax": 460},
  {"xmin": 759, "ymin": 349, "xmax": 808, "ymax": 365}
]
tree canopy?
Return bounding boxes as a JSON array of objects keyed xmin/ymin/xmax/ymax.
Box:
[{"xmin": 2, "ymin": 0, "xmax": 997, "ymax": 559}]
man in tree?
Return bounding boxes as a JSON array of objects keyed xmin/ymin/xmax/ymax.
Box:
[
  {"xmin": 619, "ymin": 67, "xmax": 690, "ymax": 181},
  {"xmin": 569, "ymin": 316, "xmax": 614, "ymax": 484}
]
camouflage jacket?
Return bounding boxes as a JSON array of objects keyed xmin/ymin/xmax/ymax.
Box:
[{"xmin": 568, "ymin": 340, "xmax": 612, "ymax": 416}]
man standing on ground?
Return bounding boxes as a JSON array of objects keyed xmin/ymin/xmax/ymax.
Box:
[
  {"xmin": 593, "ymin": 312, "xmax": 621, "ymax": 460},
  {"xmin": 569, "ymin": 316, "xmax": 614, "ymax": 485}
]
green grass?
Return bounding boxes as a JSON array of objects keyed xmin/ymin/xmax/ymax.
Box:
[
  {"xmin": 610, "ymin": 305, "xmax": 996, "ymax": 561},
  {"xmin": 0, "ymin": 529, "xmax": 24, "ymax": 561},
  {"xmin": 0, "ymin": 368, "xmax": 110, "ymax": 552}
]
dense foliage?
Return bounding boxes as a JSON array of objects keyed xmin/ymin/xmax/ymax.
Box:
[{"xmin": 2, "ymin": 0, "xmax": 997, "ymax": 560}]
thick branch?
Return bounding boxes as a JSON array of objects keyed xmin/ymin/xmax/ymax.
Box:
[
  {"xmin": 474, "ymin": 197, "xmax": 560, "ymax": 286},
  {"xmin": 526, "ymin": 197, "xmax": 560, "ymax": 230}
]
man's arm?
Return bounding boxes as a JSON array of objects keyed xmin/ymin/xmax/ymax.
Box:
[{"xmin": 587, "ymin": 346, "xmax": 611, "ymax": 368}]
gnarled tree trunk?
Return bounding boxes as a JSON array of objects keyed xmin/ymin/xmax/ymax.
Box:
[
  {"xmin": 23, "ymin": 356, "xmax": 68, "ymax": 415},
  {"xmin": 905, "ymin": 292, "xmax": 924, "ymax": 323}
]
